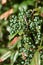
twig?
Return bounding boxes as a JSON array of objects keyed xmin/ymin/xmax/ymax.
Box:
[
  {"xmin": 10, "ymin": 37, "xmax": 19, "ymax": 46},
  {"xmin": 40, "ymin": 13, "xmax": 43, "ymax": 17},
  {"xmin": 8, "ymin": 36, "xmax": 21, "ymax": 48},
  {"xmin": 1, "ymin": 0, "xmax": 7, "ymax": 5},
  {"xmin": 0, "ymin": 8, "xmax": 13, "ymax": 20}
]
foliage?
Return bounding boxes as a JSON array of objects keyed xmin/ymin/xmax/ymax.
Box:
[{"xmin": 0, "ymin": 0, "xmax": 43, "ymax": 65}]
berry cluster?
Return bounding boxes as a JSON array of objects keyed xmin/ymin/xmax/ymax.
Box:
[
  {"xmin": 8, "ymin": 13, "xmax": 27, "ymax": 36},
  {"xmin": 29, "ymin": 16, "xmax": 43, "ymax": 46},
  {"xmin": 7, "ymin": 8, "xmax": 43, "ymax": 65}
]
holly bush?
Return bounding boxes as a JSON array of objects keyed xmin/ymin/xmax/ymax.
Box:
[{"xmin": 0, "ymin": 0, "xmax": 43, "ymax": 65}]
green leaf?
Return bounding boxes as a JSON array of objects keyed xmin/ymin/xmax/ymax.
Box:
[
  {"xmin": 13, "ymin": 51, "xmax": 19, "ymax": 63},
  {"xmin": 0, "ymin": 48, "xmax": 9, "ymax": 55},
  {"xmin": 30, "ymin": 51, "xmax": 40, "ymax": 65},
  {"xmin": 13, "ymin": 4, "xmax": 19, "ymax": 13},
  {"xmin": 18, "ymin": 30, "xmax": 24, "ymax": 35},
  {"xmin": 40, "ymin": 7, "xmax": 43, "ymax": 13},
  {"xmin": 10, "ymin": 51, "xmax": 19, "ymax": 65},
  {"xmin": 9, "ymin": 30, "xmax": 19, "ymax": 40},
  {"xmin": 20, "ymin": 0, "xmax": 35, "ymax": 6},
  {"xmin": 24, "ymin": 43, "xmax": 30, "ymax": 50},
  {"xmin": 17, "ymin": 40, "xmax": 21, "ymax": 49},
  {"xmin": 10, "ymin": 53, "xmax": 15, "ymax": 65}
]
